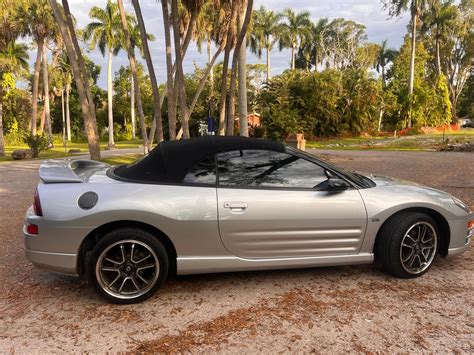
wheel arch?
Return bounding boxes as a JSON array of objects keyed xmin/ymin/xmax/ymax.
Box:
[
  {"xmin": 374, "ymin": 207, "xmax": 451, "ymax": 257},
  {"xmin": 77, "ymin": 220, "xmax": 177, "ymax": 277}
]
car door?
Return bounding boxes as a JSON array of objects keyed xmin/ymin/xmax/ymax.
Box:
[{"xmin": 216, "ymin": 149, "xmax": 368, "ymax": 259}]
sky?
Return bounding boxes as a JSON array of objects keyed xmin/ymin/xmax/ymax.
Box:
[{"xmin": 43, "ymin": 0, "xmax": 413, "ymax": 89}]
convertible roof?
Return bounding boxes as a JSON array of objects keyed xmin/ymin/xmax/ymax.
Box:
[{"xmin": 112, "ymin": 136, "xmax": 285, "ymax": 183}]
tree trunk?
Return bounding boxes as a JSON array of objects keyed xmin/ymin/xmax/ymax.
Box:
[
  {"xmin": 39, "ymin": 106, "xmax": 45, "ymax": 134},
  {"xmin": 382, "ymin": 65, "xmax": 386, "ymax": 89},
  {"xmin": 188, "ymin": 46, "xmax": 224, "ymax": 115},
  {"xmin": 42, "ymin": 43, "xmax": 53, "ymax": 146},
  {"xmin": 291, "ymin": 43, "xmax": 296, "ymax": 70},
  {"xmin": 31, "ymin": 36, "xmax": 44, "ymax": 135},
  {"xmin": 161, "ymin": 0, "xmax": 177, "ymax": 140},
  {"xmin": 65, "ymin": 82, "xmax": 71, "ymax": 141},
  {"xmin": 218, "ymin": 0, "xmax": 239, "ymax": 136},
  {"xmin": 238, "ymin": 9, "xmax": 248, "ymax": 137},
  {"xmin": 407, "ymin": 12, "xmax": 417, "ymax": 128},
  {"xmin": 207, "ymin": 34, "xmax": 213, "ymax": 88},
  {"xmin": 226, "ymin": 0, "xmax": 253, "ymax": 136},
  {"xmin": 117, "ymin": 0, "xmax": 148, "ymax": 153},
  {"xmin": 132, "ymin": 0, "xmax": 163, "ymax": 144},
  {"xmin": 0, "ymin": 86, "xmax": 4, "ymax": 156},
  {"xmin": 107, "ymin": 49, "xmax": 115, "ymax": 148},
  {"xmin": 266, "ymin": 44, "xmax": 271, "ymax": 81},
  {"xmin": 61, "ymin": 89, "xmax": 66, "ymax": 149},
  {"xmin": 226, "ymin": 61, "xmax": 237, "ymax": 136},
  {"xmin": 218, "ymin": 41, "xmax": 232, "ymax": 136},
  {"xmin": 451, "ymin": 92, "xmax": 458, "ymax": 122},
  {"xmin": 435, "ymin": 36, "xmax": 441, "ymax": 76},
  {"xmin": 171, "ymin": 0, "xmax": 191, "ymax": 139},
  {"xmin": 51, "ymin": 0, "xmax": 101, "ymax": 161},
  {"xmin": 177, "ymin": 45, "xmax": 224, "ymax": 140},
  {"xmin": 378, "ymin": 104, "xmax": 384, "ymax": 132},
  {"xmin": 130, "ymin": 75, "xmax": 136, "ymax": 139}
]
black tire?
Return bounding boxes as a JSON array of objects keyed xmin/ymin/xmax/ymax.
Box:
[
  {"xmin": 87, "ymin": 228, "xmax": 169, "ymax": 304},
  {"xmin": 376, "ymin": 212, "xmax": 439, "ymax": 278}
]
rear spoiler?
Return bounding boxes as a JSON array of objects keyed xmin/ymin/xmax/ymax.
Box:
[{"xmin": 39, "ymin": 159, "xmax": 110, "ymax": 183}]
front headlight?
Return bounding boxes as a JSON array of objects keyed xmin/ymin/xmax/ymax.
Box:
[{"xmin": 451, "ymin": 196, "xmax": 471, "ymax": 213}]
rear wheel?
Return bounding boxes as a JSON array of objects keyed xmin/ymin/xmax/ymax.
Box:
[
  {"xmin": 88, "ymin": 228, "xmax": 168, "ymax": 304},
  {"xmin": 376, "ymin": 212, "xmax": 438, "ymax": 278}
]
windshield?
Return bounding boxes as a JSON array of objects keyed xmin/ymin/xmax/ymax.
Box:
[{"xmin": 285, "ymin": 147, "xmax": 375, "ymax": 188}]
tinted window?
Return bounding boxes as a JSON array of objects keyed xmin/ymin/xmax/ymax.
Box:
[
  {"xmin": 217, "ymin": 150, "xmax": 327, "ymax": 188},
  {"xmin": 183, "ymin": 156, "xmax": 216, "ymax": 185}
]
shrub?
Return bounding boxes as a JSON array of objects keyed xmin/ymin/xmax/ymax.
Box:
[{"xmin": 24, "ymin": 134, "xmax": 49, "ymax": 158}]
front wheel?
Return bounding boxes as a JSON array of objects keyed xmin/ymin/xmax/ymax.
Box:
[
  {"xmin": 88, "ymin": 228, "xmax": 169, "ymax": 304},
  {"xmin": 376, "ymin": 212, "xmax": 438, "ymax": 278}
]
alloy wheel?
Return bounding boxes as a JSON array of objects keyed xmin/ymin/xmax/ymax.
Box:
[
  {"xmin": 95, "ymin": 239, "xmax": 160, "ymax": 300},
  {"xmin": 400, "ymin": 222, "xmax": 437, "ymax": 275}
]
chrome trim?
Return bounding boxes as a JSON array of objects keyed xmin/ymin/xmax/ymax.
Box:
[{"xmin": 176, "ymin": 253, "xmax": 374, "ymax": 275}]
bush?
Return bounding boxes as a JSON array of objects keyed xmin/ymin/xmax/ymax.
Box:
[
  {"xmin": 258, "ymin": 69, "xmax": 382, "ymax": 139},
  {"xmin": 24, "ymin": 134, "xmax": 49, "ymax": 158},
  {"xmin": 4, "ymin": 131, "xmax": 24, "ymax": 146}
]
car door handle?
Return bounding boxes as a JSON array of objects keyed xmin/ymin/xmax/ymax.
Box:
[{"xmin": 224, "ymin": 201, "xmax": 248, "ymax": 212}]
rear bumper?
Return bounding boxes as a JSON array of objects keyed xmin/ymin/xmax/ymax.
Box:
[
  {"xmin": 25, "ymin": 249, "xmax": 78, "ymax": 275},
  {"xmin": 23, "ymin": 207, "xmax": 86, "ymax": 276}
]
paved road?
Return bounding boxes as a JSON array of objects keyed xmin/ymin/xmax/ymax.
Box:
[{"xmin": 0, "ymin": 149, "xmax": 472, "ymax": 352}]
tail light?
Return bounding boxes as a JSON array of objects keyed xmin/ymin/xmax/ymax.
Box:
[
  {"xmin": 33, "ymin": 188, "xmax": 43, "ymax": 216},
  {"xmin": 26, "ymin": 223, "xmax": 38, "ymax": 235}
]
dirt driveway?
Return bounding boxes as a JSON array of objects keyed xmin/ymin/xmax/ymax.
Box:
[{"xmin": 0, "ymin": 150, "xmax": 472, "ymax": 352}]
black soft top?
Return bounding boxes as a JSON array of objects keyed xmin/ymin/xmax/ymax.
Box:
[{"xmin": 112, "ymin": 136, "xmax": 285, "ymax": 183}]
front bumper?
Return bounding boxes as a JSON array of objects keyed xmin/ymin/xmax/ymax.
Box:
[{"xmin": 447, "ymin": 212, "xmax": 473, "ymax": 257}]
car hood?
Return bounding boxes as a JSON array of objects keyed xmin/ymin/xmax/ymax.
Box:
[{"xmin": 360, "ymin": 172, "xmax": 453, "ymax": 200}]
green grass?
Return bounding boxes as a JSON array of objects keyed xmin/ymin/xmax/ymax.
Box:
[
  {"xmin": 102, "ymin": 154, "xmax": 141, "ymax": 166},
  {"xmin": 0, "ymin": 139, "xmax": 143, "ymax": 164},
  {"xmin": 306, "ymin": 129, "xmax": 474, "ymax": 151}
]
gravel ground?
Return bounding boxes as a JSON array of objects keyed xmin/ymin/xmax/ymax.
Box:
[{"xmin": 0, "ymin": 150, "xmax": 472, "ymax": 353}]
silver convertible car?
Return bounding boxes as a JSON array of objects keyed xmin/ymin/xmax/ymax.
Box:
[{"xmin": 24, "ymin": 137, "xmax": 473, "ymax": 303}]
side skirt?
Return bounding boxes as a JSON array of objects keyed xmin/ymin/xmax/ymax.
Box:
[{"xmin": 177, "ymin": 253, "xmax": 374, "ymax": 275}]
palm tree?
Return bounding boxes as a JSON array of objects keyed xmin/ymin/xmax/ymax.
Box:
[
  {"xmin": 237, "ymin": 1, "xmax": 251, "ymax": 137},
  {"xmin": 124, "ymin": 23, "xmax": 154, "ymax": 143},
  {"xmin": 422, "ymin": 0, "xmax": 457, "ymax": 76},
  {"xmin": 132, "ymin": 0, "xmax": 163, "ymax": 144},
  {"xmin": 84, "ymin": 0, "xmax": 124, "ymax": 149},
  {"xmin": 279, "ymin": 9, "xmax": 311, "ymax": 70},
  {"xmin": 117, "ymin": 0, "xmax": 149, "ymax": 153},
  {"xmin": 382, "ymin": 0, "xmax": 429, "ymax": 127},
  {"xmin": 0, "ymin": 42, "xmax": 29, "ymax": 156},
  {"xmin": 50, "ymin": 0, "xmax": 101, "ymax": 161},
  {"xmin": 42, "ymin": 42, "xmax": 53, "ymax": 145},
  {"xmin": 376, "ymin": 40, "xmax": 398, "ymax": 88},
  {"xmin": 250, "ymin": 6, "xmax": 283, "ymax": 81},
  {"xmin": 295, "ymin": 18, "xmax": 329, "ymax": 71},
  {"xmin": 218, "ymin": 0, "xmax": 239, "ymax": 136},
  {"xmin": 17, "ymin": 0, "xmax": 57, "ymax": 135},
  {"xmin": 226, "ymin": 0, "xmax": 253, "ymax": 136},
  {"xmin": 53, "ymin": 51, "xmax": 73, "ymax": 141},
  {"xmin": 161, "ymin": 0, "xmax": 177, "ymax": 140},
  {"xmin": 193, "ymin": 2, "xmax": 222, "ymax": 89}
]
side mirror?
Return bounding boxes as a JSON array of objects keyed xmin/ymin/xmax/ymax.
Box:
[{"xmin": 327, "ymin": 178, "xmax": 350, "ymax": 192}]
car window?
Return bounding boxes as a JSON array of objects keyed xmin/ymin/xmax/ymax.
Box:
[
  {"xmin": 183, "ymin": 156, "xmax": 216, "ymax": 185},
  {"xmin": 217, "ymin": 150, "xmax": 327, "ymax": 188}
]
